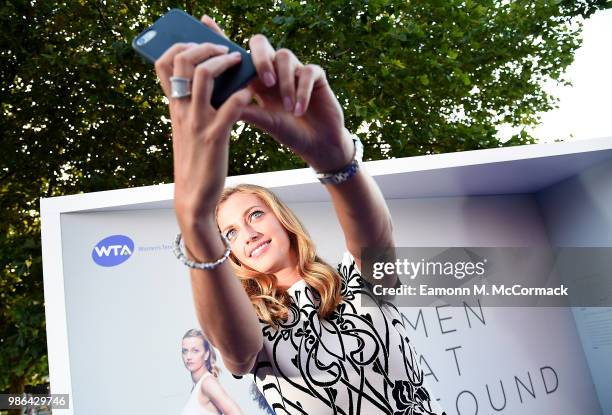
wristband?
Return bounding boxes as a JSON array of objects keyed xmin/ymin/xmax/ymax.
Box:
[{"xmin": 313, "ymin": 134, "xmax": 364, "ymax": 185}]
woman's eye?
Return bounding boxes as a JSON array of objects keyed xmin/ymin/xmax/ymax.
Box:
[{"xmin": 225, "ymin": 210, "xmax": 263, "ymax": 240}]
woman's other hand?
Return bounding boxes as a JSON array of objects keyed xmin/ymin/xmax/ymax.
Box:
[{"xmin": 201, "ymin": 16, "xmax": 355, "ymax": 174}]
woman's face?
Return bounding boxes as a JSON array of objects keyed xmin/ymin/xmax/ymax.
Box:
[
  {"xmin": 181, "ymin": 337, "xmax": 208, "ymax": 373},
  {"xmin": 217, "ymin": 192, "xmax": 294, "ymax": 274}
]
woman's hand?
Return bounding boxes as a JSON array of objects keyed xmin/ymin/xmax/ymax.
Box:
[
  {"xmin": 201, "ymin": 16, "xmax": 355, "ymax": 174},
  {"xmin": 154, "ymin": 37, "xmax": 253, "ymax": 226}
]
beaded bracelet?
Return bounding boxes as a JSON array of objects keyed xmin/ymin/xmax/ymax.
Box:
[
  {"xmin": 173, "ymin": 232, "xmax": 231, "ymax": 270},
  {"xmin": 313, "ymin": 134, "xmax": 364, "ymax": 185}
]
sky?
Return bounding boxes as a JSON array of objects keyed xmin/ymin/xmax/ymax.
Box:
[{"xmin": 502, "ymin": 8, "xmax": 612, "ymax": 143}]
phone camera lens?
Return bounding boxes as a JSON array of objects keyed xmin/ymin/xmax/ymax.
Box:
[{"xmin": 136, "ymin": 30, "xmax": 157, "ymax": 46}]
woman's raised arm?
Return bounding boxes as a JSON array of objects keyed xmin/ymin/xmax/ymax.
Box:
[
  {"xmin": 201, "ymin": 26, "xmax": 397, "ymax": 286},
  {"xmin": 154, "ymin": 25, "xmax": 262, "ymax": 375},
  {"xmin": 320, "ymin": 141, "xmax": 396, "ymax": 276}
]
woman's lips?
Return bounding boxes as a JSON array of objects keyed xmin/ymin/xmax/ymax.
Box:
[{"xmin": 250, "ymin": 240, "xmax": 271, "ymax": 258}]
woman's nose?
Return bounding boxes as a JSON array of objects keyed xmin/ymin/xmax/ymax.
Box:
[{"xmin": 244, "ymin": 224, "xmax": 260, "ymax": 239}]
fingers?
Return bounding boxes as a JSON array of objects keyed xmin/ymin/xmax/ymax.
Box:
[
  {"xmin": 155, "ymin": 43, "xmax": 194, "ymax": 98},
  {"xmin": 200, "ymin": 15, "xmax": 229, "ymax": 39},
  {"xmin": 294, "ymin": 64, "xmax": 325, "ymax": 117},
  {"xmin": 172, "ymin": 43, "xmax": 230, "ymax": 79},
  {"xmin": 249, "ymin": 34, "xmax": 278, "ymax": 88},
  {"xmin": 155, "ymin": 42, "xmax": 228, "ymax": 99},
  {"xmin": 274, "ymin": 48, "xmax": 301, "ymax": 113},
  {"xmin": 191, "ymin": 51, "xmax": 243, "ymax": 116},
  {"xmin": 248, "ymin": 34, "xmax": 322, "ymax": 117},
  {"xmin": 156, "ymin": 41, "xmax": 245, "ymax": 141}
]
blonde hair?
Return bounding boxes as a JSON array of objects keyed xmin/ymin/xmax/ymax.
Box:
[
  {"xmin": 182, "ymin": 329, "xmax": 221, "ymax": 377},
  {"xmin": 214, "ymin": 184, "xmax": 343, "ymax": 327}
]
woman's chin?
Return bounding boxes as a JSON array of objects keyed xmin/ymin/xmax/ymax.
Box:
[
  {"xmin": 186, "ymin": 363, "xmax": 199, "ymax": 372},
  {"xmin": 246, "ymin": 256, "xmax": 271, "ymax": 271},
  {"xmin": 247, "ymin": 253, "xmax": 289, "ymax": 275}
]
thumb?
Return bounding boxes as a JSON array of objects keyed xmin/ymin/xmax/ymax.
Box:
[
  {"xmin": 201, "ymin": 15, "xmax": 229, "ymax": 40},
  {"xmin": 210, "ymin": 88, "xmax": 254, "ymax": 138},
  {"xmin": 239, "ymin": 104, "xmax": 277, "ymax": 136}
]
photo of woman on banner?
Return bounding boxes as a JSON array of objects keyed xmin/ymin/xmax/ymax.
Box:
[
  {"xmin": 181, "ymin": 328, "xmax": 244, "ymax": 415},
  {"xmin": 156, "ymin": 14, "xmax": 446, "ymax": 415}
]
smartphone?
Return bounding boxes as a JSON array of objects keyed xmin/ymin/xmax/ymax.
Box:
[{"xmin": 132, "ymin": 9, "xmax": 256, "ymax": 108}]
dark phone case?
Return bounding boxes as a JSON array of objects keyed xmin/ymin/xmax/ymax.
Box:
[{"xmin": 132, "ymin": 9, "xmax": 256, "ymax": 108}]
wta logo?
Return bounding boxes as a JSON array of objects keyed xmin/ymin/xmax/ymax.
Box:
[{"xmin": 92, "ymin": 235, "xmax": 134, "ymax": 267}]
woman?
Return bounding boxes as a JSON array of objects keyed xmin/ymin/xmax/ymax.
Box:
[
  {"xmin": 181, "ymin": 329, "xmax": 242, "ymax": 415},
  {"xmin": 181, "ymin": 329, "xmax": 244, "ymax": 415},
  {"xmin": 157, "ymin": 14, "xmax": 445, "ymax": 415}
]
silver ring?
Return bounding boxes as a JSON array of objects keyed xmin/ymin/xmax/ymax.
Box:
[{"xmin": 170, "ymin": 76, "xmax": 192, "ymax": 99}]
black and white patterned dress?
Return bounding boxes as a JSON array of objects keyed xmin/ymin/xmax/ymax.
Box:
[{"xmin": 249, "ymin": 250, "xmax": 446, "ymax": 415}]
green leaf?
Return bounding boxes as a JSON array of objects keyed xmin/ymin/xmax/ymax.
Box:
[{"xmin": 419, "ymin": 74, "xmax": 430, "ymax": 85}]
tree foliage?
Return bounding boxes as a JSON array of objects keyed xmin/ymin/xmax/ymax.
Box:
[{"xmin": 1, "ymin": 0, "xmax": 610, "ymax": 392}]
